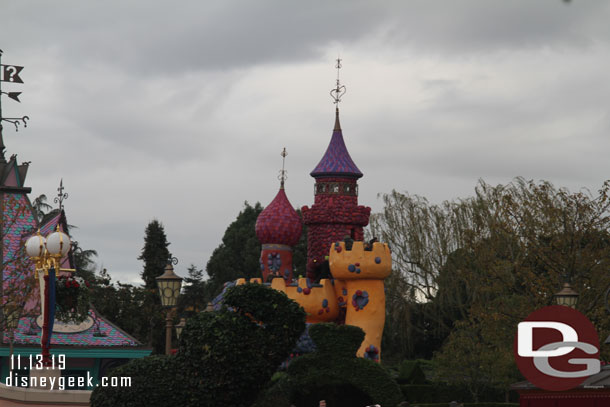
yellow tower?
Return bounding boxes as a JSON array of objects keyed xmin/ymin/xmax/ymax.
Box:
[{"xmin": 329, "ymin": 241, "xmax": 391, "ymax": 361}]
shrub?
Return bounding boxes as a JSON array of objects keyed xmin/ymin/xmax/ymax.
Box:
[
  {"xmin": 257, "ymin": 323, "xmax": 403, "ymax": 407},
  {"xmin": 89, "ymin": 355, "xmax": 185, "ymax": 407},
  {"xmin": 397, "ymin": 360, "xmax": 427, "ymax": 384},
  {"xmin": 92, "ymin": 284, "xmax": 305, "ymax": 407}
]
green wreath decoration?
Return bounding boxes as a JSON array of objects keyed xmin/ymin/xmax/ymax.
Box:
[{"xmin": 55, "ymin": 275, "xmax": 91, "ymax": 323}]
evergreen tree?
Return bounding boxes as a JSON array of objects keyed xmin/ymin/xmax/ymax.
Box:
[
  {"xmin": 138, "ymin": 220, "xmax": 171, "ymax": 290},
  {"xmin": 205, "ymin": 202, "xmax": 308, "ymax": 299},
  {"xmin": 205, "ymin": 202, "xmax": 263, "ymax": 296},
  {"xmin": 178, "ymin": 264, "xmax": 209, "ymax": 317}
]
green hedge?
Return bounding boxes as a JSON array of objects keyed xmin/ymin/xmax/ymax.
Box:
[
  {"xmin": 397, "ymin": 360, "xmax": 427, "ymax": 384},
  {"xmin": 401, "ymin": 383, "xmax": 516, "ymax": 404},
  {"xmin": 89, "ymin": 355, "xmax": 187, "ymax": 407},
  {"xmin": 255, "ymin": 323, "xmax": 403, "ymax": 407},
  {"xmin": 401, "ymin": 384, "xmax": 470, "ymax": 403},
  {"xmin": 92, "ymin": 284, "xmax": 306, "ymax": 407},
  {"xmin": 410, "ymin": 404, "xmax": 518, "ymax": 407}
]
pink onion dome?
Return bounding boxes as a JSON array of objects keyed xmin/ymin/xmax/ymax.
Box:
[{"xmin": 256, "ymin": 188, "xmax": 302, "ymax": 246}]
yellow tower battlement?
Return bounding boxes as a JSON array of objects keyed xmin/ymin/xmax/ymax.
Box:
[
  {"xmin": 236, "ymin": 277, "xmax": 339, "ymax": 324},
  {"xmin": 235, "ymin": 240, "xmax": 392, "ymax": 362},
  {"xmin": 329, "ymin": 241, "xmax": 391, "ymax": 280},
  {"xmin": 328, "ymin": 240, "xmax": 392, "ymax": 362}
]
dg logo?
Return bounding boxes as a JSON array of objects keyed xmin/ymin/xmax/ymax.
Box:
[{"xmin": 513, "ymin": 305, "xmax": 600, "ymax": 391}]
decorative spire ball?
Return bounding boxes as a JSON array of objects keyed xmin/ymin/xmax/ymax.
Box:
[{"xmin": 255, "ymin": 148, "xmax": 303, "ymax": 282}]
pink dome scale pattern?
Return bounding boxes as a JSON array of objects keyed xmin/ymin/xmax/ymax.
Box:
[{"xmin": 255, "ymin": 188, "xmax": 302, "ymax": 246}]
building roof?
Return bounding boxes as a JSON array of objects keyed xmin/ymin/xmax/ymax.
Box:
[
  {"xmin": 4, "ymin": 308, "xmax": 142, "ymax": 348},
  {"xmin": 255, "ymin": 187, "xmax": 302, "ymax": 247},
  {"xmin": 4, "ymin": 208, "xmax": 144, "ymax": 349},
  {"xmin": 310, "ymin": 109, "xmax": 363, "ymax": 179}
]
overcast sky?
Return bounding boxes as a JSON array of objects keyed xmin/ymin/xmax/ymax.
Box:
[{"xmin": 1, "ymin": 0, "xmax": 609, "ymax": 284}]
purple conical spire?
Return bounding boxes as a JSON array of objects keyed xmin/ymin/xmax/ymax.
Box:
[{"xmin": 310, "ymin": 108, "xmax": 363, "ymax": 179}]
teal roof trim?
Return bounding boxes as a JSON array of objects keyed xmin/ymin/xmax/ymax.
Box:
[{"xmin": 0, "ymin": 347, "xmax": 151, "ymax": 359}]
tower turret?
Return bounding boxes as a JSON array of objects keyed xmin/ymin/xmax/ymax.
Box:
[
  {"xmin": 255, "ymin": 148, "xmax": 302, "ymax": 282},
  {"xmin": 301, "ymin": 61, "xmax": 371, "ymax": 277}
]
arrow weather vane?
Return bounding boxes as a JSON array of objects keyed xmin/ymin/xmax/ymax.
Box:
[
  {"xmin": 0, "ymin": 49, "xmax": 29, "ymax": 162},
  {"xmin": 330, "ymin": 57, "xmax": 346, "ymax": 105}
]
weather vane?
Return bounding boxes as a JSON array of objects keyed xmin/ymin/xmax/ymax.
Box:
[
  {"xmin": 278, "ymin": 147, "xmax": 288, "ymax": 189},
  {"xmin": 54, "ymin": 178, "xmax": 68, "ymax": 211},
  {"xmin": 330, "ymin": 57, "xmax": 346, "ymax": 105},
  {"xmin": 0, "ymin": 49, "xmax": 29, "ymax": 161}
]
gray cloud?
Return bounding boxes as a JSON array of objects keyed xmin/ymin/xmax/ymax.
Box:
[{"xmin": 2, "ymin": 0, "xmax": 610, "ymax": 283}]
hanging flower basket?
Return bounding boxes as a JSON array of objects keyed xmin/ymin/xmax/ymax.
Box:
[{"xmin": 55, "ymin": 275, "xmax": 91, "ymax": 323}]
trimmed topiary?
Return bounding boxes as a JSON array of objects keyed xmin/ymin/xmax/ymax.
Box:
[
  {"xmin": 397, "ymin": 360, "xmax": 428, "ymax": 384},
  {"xmin": 89, "ymin": 355, "xmax": 185, "ymax": 407},
  {"xmin": 256, "ymin": 323, "xmax": 403, "ymax": 407},
  {"xmin": 92, "ymin": 283, "xmax": 305, "ymax": 407}
]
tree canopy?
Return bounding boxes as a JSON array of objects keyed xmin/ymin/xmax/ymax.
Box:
[
  {"xmin": 205, "ymin": 202, "xmax": 307, "ymax": 299},
  {"xmin": 370, "ymin": 178, "xmax": 610, "ymax": 399}
]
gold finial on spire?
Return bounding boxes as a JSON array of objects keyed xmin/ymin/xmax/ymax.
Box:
[
  {"xmin": 279, "ymin": 147, "xmax": 288, "ymax": 189},
  {"xmin": 330, "ymin": 57, "xmax": 346, "ymax": 105}
]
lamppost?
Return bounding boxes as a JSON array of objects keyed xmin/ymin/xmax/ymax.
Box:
[
  {"xmin": 156, "ymin": 257, "xmax": 182, "ymax": 355},
  {"xmin": 24, "ymin": 227, "xmax": 71, "ymax": 366},
  {"xmin": 553, "ymin": 282, "xmax": 579, "ymax": 309},
  {"xmin": 5, "ymin": 305, "xmax": 20, "ymax": 363}
]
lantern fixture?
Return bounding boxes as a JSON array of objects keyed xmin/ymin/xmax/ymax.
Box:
[
  {"xmin": 45, "ymin": 229, "xmax": 71, "ymax": 257},
  {"xmin": 5, "ymin": 309, "xmax": 20, "ymax": 331},
  {"xmin": 554, "ymin": 283, "xmax": 579, "ymax": 309},
  {"xmin": 25, "ymin": 232, "xmax": 46, "ymax": 259},
  {"xmin": 175, "ymin": 318, "xmax": 186, "ymax": 340},
  {"xmin": 156, "ymin": 263, "xmax": 183, "ymax": 309}
]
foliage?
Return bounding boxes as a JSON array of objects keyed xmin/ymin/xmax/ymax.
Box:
[
  {"xmin": 397, "ymin": 360, "xmax": 427, "ymax": 384},
  {"xmin": 308, "ymin": 322, "xmax": 364, "ymax": 358},
  {"xmin": 55, "ymin": 275, "xmax": 90, "ymax": 323},
  {"xmin": 409, "ymin": 404, "xmax": 518, "ymax": 407},
  {"xmin": 71, "ymin": 239, "xmax": 98, "ymax": 282},
  {"xmin": 257, "ymin": 323, "xmax": 403, "ymax": 407},
  {"xmin": 370, "ymin": 178, "xmax": 610, "ymax": 400},
  {"xmin": 89, "ymin": 355, "xmax": 186, "ymax": 407},
  {"xmin": 91, "ymin": 283, "xmax": 306, "ymax": 407},
  {"xmin": 399, "ymin": 383, "xmax": 515, "ymax": 404},
  {"xmin": 89, "ymin": 269, "xmax": 166, "ymax": 354},
  {"xmin": 138, "ymin": 219, "xmax": 170, "ymax": 290},
  {"xmin": 205, "ymin": 202, "xmax": 264, "ymax": 296},
  {"xmin": 31, "ymin": 194, "xmax": 52, "ymax": 223},
  {"xmin": 205, "ymin": 202, "xmax": 308, "ymax": 299},
  {"xmin": 178, "ymin": 264, "xmax": 210, "ymax": 317}
]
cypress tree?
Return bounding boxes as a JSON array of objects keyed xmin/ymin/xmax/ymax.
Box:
[{"xmin": 138, "ymin": 219, "xmax": 171, "ymax": 290}]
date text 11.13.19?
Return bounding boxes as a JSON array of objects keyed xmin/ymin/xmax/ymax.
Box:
[{"xmin": 10, "ymin": 354, "xmax": 66, "ymax": 370}]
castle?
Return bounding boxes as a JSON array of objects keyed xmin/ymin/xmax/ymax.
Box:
[{"xmin": 251, "ymin": 87, "xmax": 391, "ymax": 361}]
